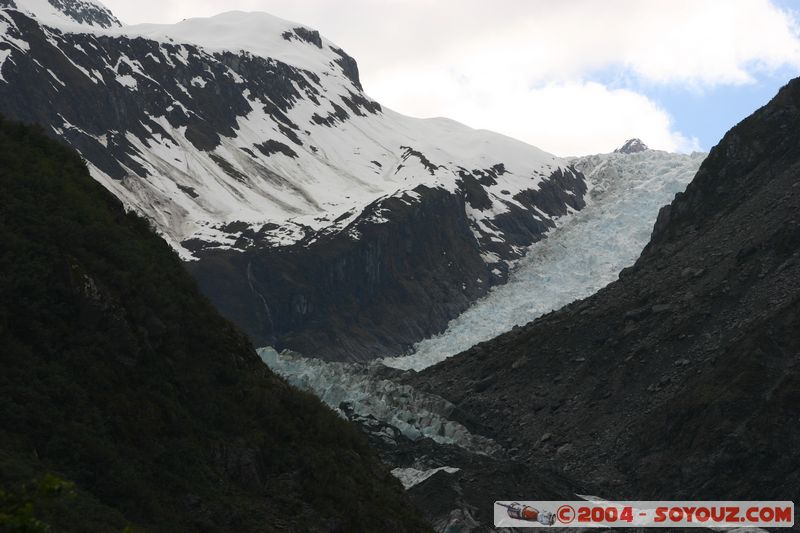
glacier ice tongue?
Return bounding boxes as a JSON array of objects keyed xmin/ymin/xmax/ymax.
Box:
[
  {"xmin": 255, "ymin": 148, "xmax": 706, "ymax": 453},
  {"xmin": 381, "ymin": 149, "xmax": 706, "ymax": 371},
  {"xmin": 257, "ymin": 347, "xmax": 499, "ymax": 453}
]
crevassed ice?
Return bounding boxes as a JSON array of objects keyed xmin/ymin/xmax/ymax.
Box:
[
  {"xmin": 258, "ymin": 149, "xmax": 705, "ymax": 450},
  {"xmin": 258, "ymin": 347, "xmax": 499, "ymax": 453},
  {"xmin": 382, "ymin": 149, "xmax": 706, "ymax": 371},
  {"xmin": 391, "ymin": 466, "xmax": 460, "ymax": 490}
]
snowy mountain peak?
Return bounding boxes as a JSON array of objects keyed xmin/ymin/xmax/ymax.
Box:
[
  {"xmin": 8, "ymin": 0, "xmax": 120, "ymax": 28},
  {"xmin": 614, "ymin": 138, "xmax": 648, "ymax": 154},
  {"xmin": 0, "ymin": 1, "xmax": 586, "ymax": 261},
  {"xmin": 126, "ymin": 11, "xmax": 362, "ymax": 87},
  {"xmin": 0, "ymin": 3, "xmax": 594, "ymax": 358}
]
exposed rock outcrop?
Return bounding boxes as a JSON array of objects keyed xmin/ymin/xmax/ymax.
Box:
[{"xmin": 614, "ymin": 138, "xmax": 648, "ymax": 154}]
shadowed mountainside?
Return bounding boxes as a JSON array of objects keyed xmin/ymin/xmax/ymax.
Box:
[{"xmin": 0, "ymin": 115, "xmax": 430, "ymax": 532}]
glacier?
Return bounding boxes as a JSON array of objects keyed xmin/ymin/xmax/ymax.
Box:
[
  {"xmin": 259, "ymin": 147, "xmax": 706, "ymax": 450},
  {"xmin": 383, "ymin": 148, "xmax": 706, "ymax": 370},
  {"xmin": 258, "ymin": 346, "xmax": 500, "ymax": 452}
]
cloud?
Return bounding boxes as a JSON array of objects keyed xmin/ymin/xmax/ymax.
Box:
[
  {"xmin": 107, "ymin": 0, "xmax": 800, "ymax": 86},
  {"xmin": 369, "ymin": 70, "xmax": 698, "ymax": 155},
  {"xmin": 102, "ymin": 0, "xmax": 799, "ymax": 154},
  {"xmin": 399, "ymin": 0, "xmax": 800, "ymax": 88}
]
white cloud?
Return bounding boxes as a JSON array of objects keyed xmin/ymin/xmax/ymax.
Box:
[
  {"xmin": 395, "ymin": 0, "xmax": 800, "ymax": 88},
  {"xmin": 105, "ymin": 0, "xmax": 800, "ymax": 86},
  {"xmin": 369, "ymin": 70, "xmax": 698, "ymax": 155},
  {"xmin": 102, "ymin": 0, "xmax": 800, "ymax": 154}
]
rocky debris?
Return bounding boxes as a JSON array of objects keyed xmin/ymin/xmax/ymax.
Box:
[
  {"xmin": 681, "ymin": 266, "xmax": 706, "ymax": 278},
  {"xmin": 650, "ymin": 303, "xmax": 672, "ymax": 313},
  {"xmin": 348, "ymin": 406, "xmax": 575, "ymax": 531}
]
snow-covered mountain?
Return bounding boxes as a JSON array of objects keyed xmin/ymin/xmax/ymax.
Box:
[
  {"xmin": 263, "ymin": 142, "xmax": 707, "ymax": 401},
  {"xmin": 0, "ymin": 0, "xmax": 588, "ymax": 359},
  {"xmin": 0, "ymin": 0, "xmax": 583, "ymax": 258},
  {"xmin": 261, "ymin": 140, "xmax": 704, "ymax": 421}
]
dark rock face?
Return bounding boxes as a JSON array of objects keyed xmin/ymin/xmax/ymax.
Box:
[
  {"xmin": 411, "ymin": 78, "xmax": 800, "ymax": 501},
  {"xmin": 189, "ymin": 166, "xmax": 586, "ymax": 361},
  {"xmin": 254, "ymin": 139, "xmax": 298, "ymax": 158},
  {"xmin": 331, "ymin": 46, "xmax": 363, "ymax": 90},
  {"xmin": 46, "ymin": 0, "xmax": 121, "ymax": 27},
  {"xmin": 192, "ymin": 187, "xmax": 486, "ymax": 362},
  {"xmin": 614, "ymin": 138, "xmax": 648, "ymax": 154},
  {"xmin": 282, "ymin": 26, "xmax": 322, "ymax": 48}
]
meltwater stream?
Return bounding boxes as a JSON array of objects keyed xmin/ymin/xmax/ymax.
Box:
[{"xmin": 259, "ymin": 149, "xmax": 705, "ymax": 450}]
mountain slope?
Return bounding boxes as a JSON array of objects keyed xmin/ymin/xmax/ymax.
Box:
[
  {"xmin": 0, "ymin": 0, "xmax": 587, "ymax": 359},
  {"xmin": 410, "ymin": 78, "xmax": 800, "ymax": 501},
  {"xmin": 0, "ymin": 114, "xmax": 430, "ymax": 531}
]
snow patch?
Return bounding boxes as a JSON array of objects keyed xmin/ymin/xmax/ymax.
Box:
[
  {"xmin": 115, "ymin": 73, "xmax": 136, "ymax": 88},
  {"xmin": 391, "ymin": 466, "xmax": 460, "ymax": 490},
  {"xmin": 0, "ymin": 48, "xmax": 11, "ymax": 81}
]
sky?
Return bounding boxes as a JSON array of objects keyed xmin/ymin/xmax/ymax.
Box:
[{"xmin": 101, "ymin": 0, "xmax": 800, "ymax": 157}]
